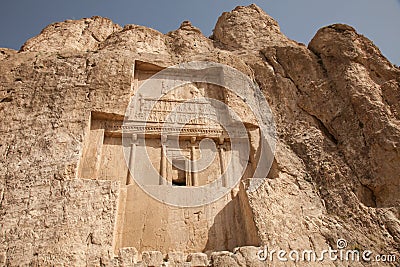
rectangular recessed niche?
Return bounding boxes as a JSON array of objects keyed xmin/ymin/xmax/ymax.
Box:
[{"xmin": 76, "ymin": 61, "xmax": 261, "ymax": 255}]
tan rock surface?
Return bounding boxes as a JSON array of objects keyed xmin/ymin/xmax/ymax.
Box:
[
  {"xmin": 20, "ymin": 16, "xmax": 122, "ymax": 52},
  {"xmin": 1, "ymin": 4, "xmax": 399, "ymax": 267}
]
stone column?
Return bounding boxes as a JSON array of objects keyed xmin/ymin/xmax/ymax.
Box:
[
  {"xmin": 187, "ymin": 159, "xmax": 192, "ymax": 186},
  {"xmin": 160, "ymin": 135, "xmax": 168, "ymax": 185},
  {"xmin": 219, "ymin": 146, "xmax": 227, "ymax": 187},
  {"xmin": 190, "ymin": 137, "xmax": 198, "ymax": 186},
  {"xmin": 126, "ymin": 133, "xmax": 137, "ymax": 185},
  {"xmin": 218, "ymin": 136, "xmax": 227, "ymax": 187}
]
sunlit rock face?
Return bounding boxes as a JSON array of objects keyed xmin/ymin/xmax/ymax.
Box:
[{"xmin": 1, "ymin": 4, "xmax": 399, "ymax": 266}]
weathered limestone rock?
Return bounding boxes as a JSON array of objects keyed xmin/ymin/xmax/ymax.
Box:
[
  {"xmin": 212, "ymin": 4, "xmax": 400, "ymax": 266},
  {"xmin": 99, "ymin": 24, "xmax": 170, "ymax": 58},
  {"xmin": 232, "ymin": 246, "xmax": 265, "ymax": 267},
  {"xmin": 167, "ymin": 21, "xmax": 214, "ymax": 56},
  {"xmin": 166, "ymin": 252, "xmax": 186, "ymax": 267},
  {"xmin": 20, "ymin": 16, "xmax": 122, "ymax": 52},
  {"xmin": 213, "ymin": 4, "xmax": 296, "ymax": 51},
  {"xmin": 141, "ymin": 251, "xmax": 163, "ymax": 267},
  {"xmin": 187, "ymin": 252, "xmax": 208, "ymax": 267},
  {"xmin": 210, "ymin": 251, "xmax": 239, "ymax": 267},
  {"xmin": 1, "ymin": 3, "xmax": 399, "ymax": 267},
  {"xmin": 308, "ymin": 24, "xmax": 400, "ymax": 208},
  {"xmin": 119, "ymin": 247, "xmax": 139, "ymax": 267},
  {"xmin": 0, "ymin": 48, "xmax": 17, "ymax": 61}
]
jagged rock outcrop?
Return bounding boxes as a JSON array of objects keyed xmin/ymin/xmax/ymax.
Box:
[
  {"xmin": 1, "ymin": 4, "xmax": 399, "ymax": 266},
  {"xmin": 213, "ymin": 4, "xmax": 294, "ymax": 50},
  {"xmin": 20, "ymin": 16, "xmax": 122, "ymax": 52}
]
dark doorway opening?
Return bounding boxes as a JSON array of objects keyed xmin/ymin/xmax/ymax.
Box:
[{"xmin": 172, "ymin": 159, "xmax": 187, "ymax": 186}]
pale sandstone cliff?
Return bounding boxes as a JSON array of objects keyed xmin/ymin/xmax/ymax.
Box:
[{"xmin": 0, "ymin": 4, "xmax": 399, "ymax": 267}]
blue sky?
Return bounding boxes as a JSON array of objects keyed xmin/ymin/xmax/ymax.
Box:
[{"xmin": 0, "ymin": 1, "xmax": 399, "ymax": 65}]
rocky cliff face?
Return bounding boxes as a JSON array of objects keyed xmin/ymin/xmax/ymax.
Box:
[{"xmin": 1, "ymin": 4, "xmax": 399, "ymax": 266}]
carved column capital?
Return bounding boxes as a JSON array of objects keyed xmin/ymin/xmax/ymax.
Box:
[
  {"xmin": 161, "ymin": 134, "xmax": 168, "ymax": 144},
  {"xmin": 131, "ymin": 133, "xmax": 138, "ymax": 144},
  {"xmin": 190, "ymin": 136, "xmax": 196, "ymax": 144}
]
